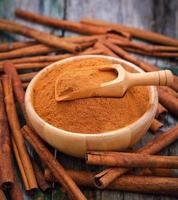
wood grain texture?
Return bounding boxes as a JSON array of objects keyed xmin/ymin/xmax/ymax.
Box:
[{"xmin": 0, "ymin": 0, "xmax": 178, "ymax": 200}]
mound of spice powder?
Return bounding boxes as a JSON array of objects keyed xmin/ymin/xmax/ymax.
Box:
[{"xmin": 33, "ymin": 58, "xmax": 150, "ymax": 133}]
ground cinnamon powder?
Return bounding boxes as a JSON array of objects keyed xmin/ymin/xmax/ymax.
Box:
[
  {"xmin": 55, "ymin": 65, "xmax": 116, "ymax": 98},
  {"xmin": 33, "ymin": 58, "xmax": 150, "ymax": 134}
]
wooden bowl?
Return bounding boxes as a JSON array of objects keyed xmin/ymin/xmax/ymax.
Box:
[{"xmin": 25, "ymin": 55, "xmax": 158, "ymax": 157}]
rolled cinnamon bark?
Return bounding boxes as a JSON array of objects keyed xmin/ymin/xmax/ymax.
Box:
[
  {"xmin": 32, "ymin": 162, "xmax": 50, "ymax": 192},
  {"xmin": 139, "ymin": 168, "xmax": 178, "ymax": 177},
  {"xmin": 124, "ymin": 47, "xmax": 178, "ymax": 57},
  {"xmin": 3, "ymin": 62, "xmax": 27, "ymax": 120},
  {"xmin": 158, "ymin": 87, "xmax": 178, "ymax": 117},
  {"xmin": 22, "ymin": 82, "xmax": 29, "ymax": 89},
  {"xmin": 0, "ymin": 96, "xmax": 24, "ymax": 198},
  {"xmin": 0, "ymin": 44, "xmax": 57, "ymax": 60},
  {"xmin": 0, "ymin": 19, "xmax": 81, "ymax": 53},
  {"xmin": 22, "ymin": 126, "xmax": 87, "ymax": 200},
  {"xmin": 19, "ymin": 72, "xmax": 38, "ymax": 82},
  {"xmin": 94, "ymin": 42, "xmax": 118, "ymax": 57},
  {"xmin": 2, "ymin": 76, "xmax": 37, "ymax": 190},
  {"xmin": 63, "ymin": 35, "xmax": 100, "ymax": 43},
  {"xmin": 107, "ymin": 33, "xmax": 130, "ymax": 41},
  {"xmin": 156, "ymin": 103, "xmax": 167, "ymax": 118},
  {"xmin": 11, "ymin": 138, "xmax": 29, "ymax": 190},
  {"xmin": 79, "ymin": 47, "xmax": 104, "ymax": 55},
  {"xmin": 159, "ymin": 86, "xmax": 178, "ymax": 98},
  {"xmin": 0, "ymin": 41, "xmax": 36, "ymax": 52},
  {"xmin": 173, "ymin": 76, "xmax": 178, "ymax": 92},
  {"xmin": 10, "ymin": 172, "xmax": 24, "ymax": 200},
  {"xmin": 94, "ymin": 125, "xmax": 178, "ymax": 188},
  {"xmin": 2, "ymin": 61, "xmax": 51, "ymax": 71},
  {"xmin": 14, "ymin": 62, "xmax": 52, "ymax": 70},
  {"xmin": 150, "ymin": 119, "xmax": 163, "ymax": 134},
  {"xmin": 0, "ymin": 190, "xmax": 7, "ymax": 200},
  {"xmin": 44, "ymin": 169, "xmax": 178, "ymax": 196},
  {"xmin": 2, "ymin": 46, "xmax": 100, "ymax": 67},
  {"xmin": 0, "ymin": 54, "xmax": 71, "ymax": 65},
  {"xmin": 87, "ymin": 152, "xmax": 178, "ymax": 168},
  {"xmin": 109, "ymin": 38, "xmax": 178, "ymax": 52},
  {"xmin": 0, "ymin": 35, "xmax": 98, "ymax": 53},
  {"xmin": 81, "ymin": 18, "xmax": 178, "ymax": 46},
  {"xmin": 3, "ymin": 61, "xmax": 40, "ymax": 129},
  {"xmin": 4, "ymin": 62, "xmax": 50, "ymax": 191},
  {"xmin": 0, "ymin": 43, "xmax": 98, "ymax": 64},
  {"xmin": 77, "ymin": 40, "xmax": 97, "ymax": 50},
  {"xmin": 0, "ymin": 81, "xmax": 14, "ymax": 190},
  {"xmin": 0, "ymin": 97, "xmax": 24, "ymax": 197},
  {"xmin": 15, "ymin": 9, "xmax": 129, "ymax": 38}
]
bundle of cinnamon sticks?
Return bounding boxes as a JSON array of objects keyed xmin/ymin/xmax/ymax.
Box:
[{"xmin": 0, "ymin": 8, "xmax": 178, "ymax": 199}]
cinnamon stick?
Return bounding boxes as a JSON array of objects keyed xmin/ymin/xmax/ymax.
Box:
[
  {"xmin": 63, "ymin": 35, "xmax": 100, "ymax": 43},
  {"xmin": 106, "ymin": 33, "xmax": 130, "ymax": 41},
  {"xmin": 0, "ymin": 19, "xmax": 81, "ymax": 53},
  {"xmin": 139, "ymin": 168, "xmax": 178, "ymax": 177},
  {"xmin": 79, "ymin": 47, "xmax": 104, "ymax": 55},
  {"xmin": 156, "ymin": 103, "xmax": 167, "ymax": 118},
  {"xmin": 10, "ymin": 172, "xmax": 24, "ymax": 200},
  {"xmin": 22, "ymin": 82, "xmax": 29, "ymax": 89},
  {"xmin": 87, "ymin": 151, "xmax": 178, "ymax": 168},
  {"xmin": 76, "ymin": 40, "xmax": 97, "ymax": 50},
  {"xmin": 0, "ymin": 53, "xmax": 70, "ymax": 65},
  {"xmin": 0, "ymin": 41, "xmax": 36, "ymax": 52},
  {"xmin": 0, "ymin": 43, "xmax": 96, "ymax": 63},
  {"xmin": 3, "ymin": 61, "xmax": 38, "ymax": 129},
  {"xmin": 0, "ymin": 81, "xmax": 14, "ymax": 190},
  {"xmin": 0, "ymin": 190, "xmax": 7, "ymax": 200},
  {"xmin": 173, "ymin": 76, "xmax": 178, "ymax": 92},
  {"xmin": 32, "ymin": 162, "xmax": 50, "ymax": 192},
  {"xmin": 0, "ymin": 40, "xmax": 108, "ymax": 62},
  {"xmin": 3, "ymin": 62, "xmax": 27, "ymax": 120},
  {"xmin": 150, "ymin": 119, "xmax": 163, "ymax": 134},
  {"xmin": 22, "ymin": 126, "xmax": 87, "ymax": 200},
  {"xmin": 124, "ymin": 46, "xmax": 178, "ymax": 57},
  {"xmin": 1, "ymin": 67, "xmax": 30, "ymax": 191},
  {"xmin": 11, "ymin": 138, "xmax": 30, "ymax": 190},
  {"xmin": 14, "ymin": 62, "xmax": 52, "ymax": 70},
  {"xmin": 94, "ymin": 125, "xmax": 178, "ymax": 188},
  {"xmin": 158, "ymin": 87, "xmax": 178, "ymax": 117},
  {"xmin": 159, "ymin": 85, "xmax": 178, "ymax": 98},
  {"xmin": 103, "ymin": 40, "xmax": 178, "ymax": 96},
  {"xmin": 81, "ymin": 18, "xmax": 178, "ymax": 46},
  {"xmin": 109, "ymin": 37, "xmax": 178, "ymax": 52},
  {"xmin": 137, "ymin": 125, "xmax": 178, "ymax": 154},
  {"xmin": 44, "ymin": 169, "xmax": 178, "ymax": 196},
  {"xmin": 3, "ymin": 62, "xmax": 50, "ymax": 191},
  {"xmin": 94, "ymin": 42, "xmax": 118, "ymax": 57},
  {"xmin": 15, "ymin": 9, "xmax": 129, "ymax": 38},
  {"xmin": 2, "ymin": 76, "xmax": 37, "ymax": 190},
  {"xmin": 19, "ymin": 72, "xmax": 38, "ymax": 82},
  {"xmin": 0, "ymin": 44, "xmax": 57, "ymax": 60},
  {"xmin": 0, "ymin": 35, "xmax": 98, "ymax": 53},
  {"xmin": 1, "ymin": 61, "xmax": 52, "ymax": 71}
]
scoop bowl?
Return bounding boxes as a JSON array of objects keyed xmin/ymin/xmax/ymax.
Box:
[{"xmin": 25, "ymin": 55, "xmax": 158, "ymax": 157}]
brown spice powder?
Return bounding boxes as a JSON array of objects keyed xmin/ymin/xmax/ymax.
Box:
[
  {"xmin": 55, "ymin": 65, "xmax": 116, "ymax": 97},
  {"xmin": 33, "ymin": 58, "xmax": 150, "ymax": 134}
]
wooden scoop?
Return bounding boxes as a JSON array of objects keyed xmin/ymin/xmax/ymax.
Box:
[{"xmin": 55, "ymin": 64, "xmax": 173, "ymax": 101}]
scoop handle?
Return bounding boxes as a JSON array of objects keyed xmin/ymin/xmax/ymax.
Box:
[{"xmin": 127, "ymin": 70, "xmax": 173, "ymax": 87}]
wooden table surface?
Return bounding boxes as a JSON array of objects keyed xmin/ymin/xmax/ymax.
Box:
[{"xmin": 0, "ymin": 0, "xmax": 178, "ymax": 199}]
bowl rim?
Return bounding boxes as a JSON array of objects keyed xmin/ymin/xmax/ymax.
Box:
[{"xmin": 25, "ymin": 55, "xmax": 158, "ymax": 138}]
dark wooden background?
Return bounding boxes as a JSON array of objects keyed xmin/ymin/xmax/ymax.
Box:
[{"xmin": 0, "ymin": 0, "xmax": 178, "ymax": 199}]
